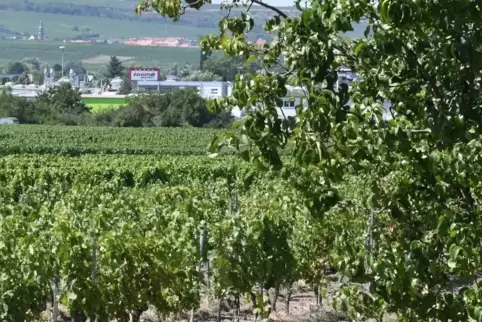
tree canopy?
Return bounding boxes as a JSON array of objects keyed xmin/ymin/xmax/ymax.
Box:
[{"xmin": 141, "ymin": 0, "xmax": 482, "ymax": 320}]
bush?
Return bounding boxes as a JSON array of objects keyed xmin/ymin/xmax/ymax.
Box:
[{"xmin": 0, "ymin": 89, "xmax": 37, "ymax": 123}]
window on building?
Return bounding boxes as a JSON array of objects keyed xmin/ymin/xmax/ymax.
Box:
[
  {"xmin": 284, "ymin": 100, "xmax": 289, "ymax": 107},
  {"xmin": 210, "ymin": 88, "xmax": 219, "ymax": 95},
  {"xmin": 289, "ymin": 100, "xmax": 295, "ymax": 107}
]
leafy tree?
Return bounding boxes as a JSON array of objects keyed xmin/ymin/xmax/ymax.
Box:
[
  {"xmin": 0, "ymin": 88, "xmax": 36, "ymax": 123},
  {"xmin": 167, "ymin": 63, "xmax": 179, "ymax": 77},
  {"xmin": 181, "ymin": 70, "xmax": 223, "ymax": 81},
  {"xmin": 158, "ymin": 106, "xmax": 182, "ymax": 127},
  {"xmin": 112, "ymin": 104, "xmax": 153, "ymax": 127},
  {"xmin": 4, "ymin": 61, "xmax": 28, "ymax": 75},
  {"xmin": 170, "ymin": 88, "xmax": 212, "ymax": 127},
  {"xmin": 52, "ymin": 64, "xmax": 62, "ymax": 72},
  {"xmin": 144, "ymin": 0, "xmax": 482, "ymax": 320},
  {"xmin": 36, "ymin": 83, "xmax": 90, "ymax": 116},
  {"xmin": 200, "ymin": 49, "xmax": 210, "ymax": 69},
  {"xmin": 97, "ymin": 89, "xmax": 219, "ymax": 128},
  {"xmin": 202, "ymin": 55, "xmax": 261, "ymax": 82},
  {"xmin": 64, "ymin": 61, "xmax": 87, "ymax": 76},
  {"xmin": 205, "ymin": 109, "xmax": 234, "ymax": 129},
  {"xmin": 21, "ymin": 57, "xmax": 43, "ymax": 71},
  {"xmin": 105, "ymin": 56, "xmax": 125, "ymax": 79},
  {"xmin": 16, "ymin": 72, "xmax": 31, "ymax": 85},
  {"xmin": 118, "ymin": 74, "xmax": 132, "ymax": 95}
]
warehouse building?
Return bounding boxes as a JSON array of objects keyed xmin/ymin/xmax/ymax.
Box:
[{"xmin": 134, "ymin": 80, "xmax": 231, "ymax": 99}]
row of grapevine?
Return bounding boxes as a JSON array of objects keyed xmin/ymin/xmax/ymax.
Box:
[
  {"xmin": 0, "ymin": 156, "xmax": 336, "ymax": 321},
  {"xmin": 0, "ymin": 125, "xmax": 229, "ymax": 156}
]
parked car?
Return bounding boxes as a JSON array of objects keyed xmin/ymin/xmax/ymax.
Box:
[{"xmin": 0, "ymin": 117, "xmax": 19, "ymax": 125}]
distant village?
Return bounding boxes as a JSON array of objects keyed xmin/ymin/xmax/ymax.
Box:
[{"xmin": 0, "ymin": 21, "xmax": 268, "ymax": 48}]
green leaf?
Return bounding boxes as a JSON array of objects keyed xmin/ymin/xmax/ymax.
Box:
[
  {"xmin": 354, "ymin": 41, "xmax": 367, "ymax": 57},
  {"xmin": 449, "ymin": 244, "xmax": 461, "ymax": 261},
  {"xmin": 247, "ymin": 55, "xmax": 258, "ymax": 64}
]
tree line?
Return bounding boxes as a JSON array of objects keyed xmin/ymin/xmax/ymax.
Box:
[{"xmin": 0, "ymin": 84, "xmax": 233, "ymax": 128}]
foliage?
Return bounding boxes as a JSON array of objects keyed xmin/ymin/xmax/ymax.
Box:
[
  {"xmin": 118, "ymin": 73, "xmax": 132, "ymax": 95},
  {"xmin": 0, "ymin": 146, "xmax": 318, "ymax": 322},
  {"xmin": 3, "ymin": 61, "xmax": 28, "ymax": 74},
  {"xmin": 201, "ymin": 55, "xmax": 261, "ymax": 82},
  {"xmin": 64, "ymin": 60, "xmax": 87, "ymax": 76},
  {"xmin": 52, "ymin": 64, "xmax": 63, "ymax": 72},
  {"xmin": 94, "ymin": 89, "xmax": 230, "ymax": 128},
  {"xmin": 204, "ymin": 110, "xmax": 234, "ymax": 129},
  {"xmin": 0, "ymin": 89, "xmax": 37, "ymax": 123},
  {"xmin": 105, "ymin": 56, "xmax": 125, "ymax": 79},
  {"xmin": 35, "ymin": 83, "xmax": 90, "ymax": 124},
  {"xmin": 145, "ymin": 0, "xmax": 482, "ymax": 320},
  {"xmin": 181, "ymin": 70, "xmax": 223, "ymax": 81},
  {"xmin": 21, "ymin": 57, "xmax": 43, "ymax": 70}
]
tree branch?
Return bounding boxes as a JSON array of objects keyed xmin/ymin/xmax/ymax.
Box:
[
  {"xmin": 249, "ymin": 0, "xmax": 288, "ymax": 18},
  {"xmin": 181, "ymin": 0, "xmax": 204, "ymax": 15}
]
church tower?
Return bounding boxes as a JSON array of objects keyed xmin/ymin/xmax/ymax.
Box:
[{"xmin": 38, "ymin": 21, "xmax": 44, "ymax": 41}]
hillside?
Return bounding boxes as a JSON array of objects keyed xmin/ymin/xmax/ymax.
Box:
[
  {"xmin": 0, "ymin": 40, "xmax": 201, "ymax": 70},
  {"xmin": 0, "ymin": 0, "xmax": 365, "ymax": 41},
  {"xmin": 0, "ymin": 0, "xmax": 280, "ymax": 41},
  {"xmin": 0, "ymin": 1, "xmax": 366, "ymax": 71}
]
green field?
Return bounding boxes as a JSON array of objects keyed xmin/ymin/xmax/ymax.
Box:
[
  {"xmin": 0, "ymin": 40, "xmax": 201, "ymax": 70},
  {"xmin": 82, "ymin": 96, "xmax": 127, "ymax": 112}
]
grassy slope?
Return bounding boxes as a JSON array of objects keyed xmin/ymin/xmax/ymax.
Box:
[{"xmin": 0, "ymin": 40, "xmax": 200, "ymax": 69}]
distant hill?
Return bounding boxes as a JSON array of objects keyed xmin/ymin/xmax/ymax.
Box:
[
  {"xmin": 0, "ymin": 40, "xmax": 201, "ymax": 71},
  {"xmin": 0, "ymin": 1, "xmax": 366, "ymax": 72},
  {"xmin": 0, "ymin": 0, "xmax": 365, "ymax": 41},
  {"xmin": 0, "ymin": 0, "xmax": 282, "ymax": 41}
]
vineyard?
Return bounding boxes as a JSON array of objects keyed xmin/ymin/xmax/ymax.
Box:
[
  {"xmin": 0, "ymin": 125, "xmax": 226, "ymax": 156},
  {"xmin": 0, "ymin": 125, "xmax": 349, "ymax": 322},
  {"xmin": 2, "ymin": 123, "xmax": 479, "ymax": 322}
]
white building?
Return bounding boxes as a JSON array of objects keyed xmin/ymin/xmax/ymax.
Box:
[{"xmin": 135, "ymin": 80, "xmax": 230, "ymax": 99}]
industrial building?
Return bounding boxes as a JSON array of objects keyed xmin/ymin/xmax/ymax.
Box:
[{"xmin": 134, "ymin": 80, "xmax": 231, "ymax": 99}]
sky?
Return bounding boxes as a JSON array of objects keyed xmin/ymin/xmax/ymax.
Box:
[{"xmin": 211, "ymin": 0, "xmax": 295, "ymax": 6}]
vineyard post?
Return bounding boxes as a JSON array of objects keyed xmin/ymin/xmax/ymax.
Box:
[
  {"xmin": 367, "ymin": 210, "xmax": 375, "ymax": 256},
  {"xmin": 52, "ymin": 273, "xmax": 60, "ymax": 322},
  {"xmin": 191, "ymin": 226, "xmax": 207, "ymax": 322},
  {"xmin": 234, "ymin": 190, "xmax": 239, "ymax": 215},
  {"xmin": 90, "ymin": 235, "xmax": 97, "ymax": 322},
  {"xmin": 233, "ymin": 189, "xmax": 240, "ymax": 322}
]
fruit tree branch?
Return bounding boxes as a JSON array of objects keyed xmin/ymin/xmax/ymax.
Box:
[{"xmin": 249, "ymin": 0, "xmax": 288, "ymax": 18}]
